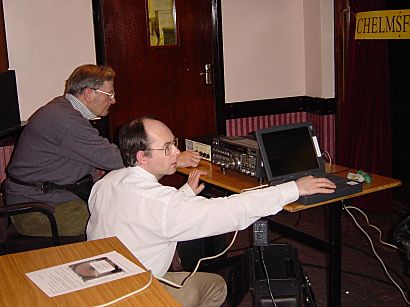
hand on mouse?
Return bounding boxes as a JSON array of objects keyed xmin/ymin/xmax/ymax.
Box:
[{"xmin": 295, "ymin": 176, "xmax": 336, "ymax": 196}]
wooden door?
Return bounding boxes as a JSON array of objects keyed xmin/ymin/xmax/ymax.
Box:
[{"xmin": 94, "ymin": 0, "xmax": 219, "ymax": 142}]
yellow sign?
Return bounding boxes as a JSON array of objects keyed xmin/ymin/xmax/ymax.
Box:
[{"xmin": 355, "ymin": 9, "xmax": 410, "ymax": 39}]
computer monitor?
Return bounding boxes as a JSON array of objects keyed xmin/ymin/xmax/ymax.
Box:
[
  {"xmin": 0, "ymin": 70, "xmax": 21, "ymax": 137},
  {"xmin": 254, "ymin": 122, "xmax": 324, "ymax": 184}
]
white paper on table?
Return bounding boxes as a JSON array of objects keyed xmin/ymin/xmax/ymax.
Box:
[{"xmin": 26, "ymin": 251, "xmax": 145, "ymax": 297}]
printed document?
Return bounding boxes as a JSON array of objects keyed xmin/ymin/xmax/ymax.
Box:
[{"xmin": 26, "ymin": 251, "xmax": 145, "ymax": 297}]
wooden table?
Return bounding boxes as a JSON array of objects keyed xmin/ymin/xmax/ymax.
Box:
[
  {"xmin": 0, "ymin": 237, "xmax": 181, "ymax": 306},
  {"xmin": 178, "ymin": 160, "xmax": 401, "ymax": 307},
  {"xmin": 178, "ymin": 161, "xmax": 401, "ymax": 211}
]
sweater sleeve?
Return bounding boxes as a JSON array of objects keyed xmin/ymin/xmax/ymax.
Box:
[{"xmin": 60, "ymin": 114, "xmax": 124, "ymax": 170}]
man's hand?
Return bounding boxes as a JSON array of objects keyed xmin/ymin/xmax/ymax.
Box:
[
  {"xmin": 177, "ymin": 150, "xmax": 201, "ymax": 168},
  {"xmin": 295, "ymin": 176, "xmax": 336, "ymax": 196},
  {"xmin": 187, "ymin": 170, "xmax": 207, "ymax": 195}
]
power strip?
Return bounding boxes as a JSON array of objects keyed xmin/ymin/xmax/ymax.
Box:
[{"xmin": 253, "ymin": 219, "xmax": 269, "ymax": 246}]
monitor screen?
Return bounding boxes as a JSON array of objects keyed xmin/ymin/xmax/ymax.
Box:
[
  {"xmin": 0, "ymin": 70, "xmax": 21, "ymax": 137},
  {"xmin": 255, "ymin": 122, "xmax": 323, "ymax": 182}
]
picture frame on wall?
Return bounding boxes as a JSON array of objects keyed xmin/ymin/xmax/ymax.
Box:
[{"xmin": 146, "ymin": 0, "xmax": 179, "ymax": 47}]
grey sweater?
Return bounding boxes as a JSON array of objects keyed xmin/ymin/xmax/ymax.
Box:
[{"xmin": 5, "ymin": 96, "xmax": 124, "ymax": 205}]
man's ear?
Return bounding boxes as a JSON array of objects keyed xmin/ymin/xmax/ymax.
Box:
[
  {"xmin": 82, "ymin": 87, "xmax": 94, "ymax": 105},
  {"xmin": 136, "ymin": 150, "xmax": 147, "ymax": 165}
]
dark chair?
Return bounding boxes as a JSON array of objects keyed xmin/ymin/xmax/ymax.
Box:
[
  {"xmin": 393, "ymin": 215, "xmax": 410, "ymax": 276},
  {"xmin": 0, "ymin": 193, "xmax": 85, "ymax": 255}
]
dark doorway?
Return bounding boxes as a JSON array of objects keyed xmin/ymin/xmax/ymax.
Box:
[
  {"xmin": 390, "ymin": 40, "xmax": 410, "ymax": 182},
  {"xmin": 388, "ymin": 1, "xmax": 410, "ymax": 182}
]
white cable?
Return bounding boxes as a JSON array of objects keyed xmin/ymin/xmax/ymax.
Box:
[
  {"xmin": 159, "ymin": 182, "xmax": 262, "ymax": 288},
  {"xmin": 93, "ymin": 270, "xmax": 153, "ymax": 307},
  {"xmin": 241, "ymin": 184, "xmax": 269, "ymax": 193},
  {"xmin": 322, "ymin": 150, "xmax": 333, "ymax": 166},
  {"xmin": 343, "ymin": 204, "xmax": 410, "ymax": 305},
  {"xmin": 345, "ymin": 205, "xmax": 404, "ymax": 252},
  {"xmin": 157, "ymin": 230, "xmax": 239, "ymax": 288},
  {"xmin": 259, "ymin": 247, "xmax": 278, "ymax": 307}
]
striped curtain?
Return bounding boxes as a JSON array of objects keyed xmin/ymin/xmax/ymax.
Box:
[{"xmin": 226, "ymin": 112, "xmax": 335, "ymax": 160}]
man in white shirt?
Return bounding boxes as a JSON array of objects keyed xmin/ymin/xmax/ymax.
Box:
[{"xmin": 86, "ymin": 116, "xmax": 336, "ymax": 306}]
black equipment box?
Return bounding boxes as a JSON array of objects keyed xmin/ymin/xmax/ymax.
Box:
[
  {"xmin": 212, "ymin": 135, "xmax": 264, "ymax": 180},
  {"xmin": 251, "ymin": 244, "xmax": 309, "ymax": 307},
  {"xmin": 227, "ymin": 243, "xmax": 315, "ymax": 307}
]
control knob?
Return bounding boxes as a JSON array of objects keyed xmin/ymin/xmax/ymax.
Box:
[{"xmin": 229, "ymin": 157, "xmax": 241, "ymax": 170}]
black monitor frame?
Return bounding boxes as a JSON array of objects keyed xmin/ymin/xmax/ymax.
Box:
[
  {"xmin": 0, "ymin": 70, "xmax": 21, "ymax": 138},
  {"xmin": 255, "ymin": 122, "xmax": 324, "ymax": 184}
]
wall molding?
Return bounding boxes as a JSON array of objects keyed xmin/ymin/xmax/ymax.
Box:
[{"xmin": 225, "ymin": 96, "xmax": 336, "ymax": 119}]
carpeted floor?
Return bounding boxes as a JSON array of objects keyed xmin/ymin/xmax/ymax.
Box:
[{"xmin": 217, "ymin": 183, "xmax": 410, "ymax": 306}]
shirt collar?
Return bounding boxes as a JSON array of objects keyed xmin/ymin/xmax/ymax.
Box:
[
  {"xmin": 132, "ymin": 166, "xmax": 159, "ymax": 183},
  {"xmin": 65, "ymin": 93, "xmax": 98, "ymax": 120}
]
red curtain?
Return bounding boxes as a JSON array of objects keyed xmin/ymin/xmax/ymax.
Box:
[{"xmin": 337, "ymin": 0, "xmax": 392, "ymax": 211}]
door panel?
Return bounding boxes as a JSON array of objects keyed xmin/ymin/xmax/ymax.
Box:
[{"xmin": 98, "ymin": 0, "xmax": 217, "ymax": 141}]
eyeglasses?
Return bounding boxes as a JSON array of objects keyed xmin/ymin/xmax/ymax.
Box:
[
  {"xmin": 93, "ymin": 88, "xmax": 115, "ymax": 99},
  {"xmin": 147, "ymin": 138, "xmax": 179, "ymax": 156}
]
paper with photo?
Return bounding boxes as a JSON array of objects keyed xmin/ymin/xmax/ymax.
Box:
[{"xmin": 26, "ymin": 251, "xmax": 145, "ymax": 297}]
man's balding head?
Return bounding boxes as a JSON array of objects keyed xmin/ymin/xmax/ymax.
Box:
[{"xmin": 119, "ymin": 117, "xmax": 180, "ymax": 179}]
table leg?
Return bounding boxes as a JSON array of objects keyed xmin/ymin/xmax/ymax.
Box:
[{"xmin": 328, "ymin": 202, "xmax": 342, "ymax": 307}]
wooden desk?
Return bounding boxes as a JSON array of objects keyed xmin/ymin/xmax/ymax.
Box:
[
  {"xmin": 0, "ymin": 237, "xmax": 181, "ymax": 307},
  {"xmin": 178, "ymin": 160, "xmax": 401, "ymax": 307},
  {"xmin": 178, "ymin": 161, "xmax": 401, "ymax": 211}
]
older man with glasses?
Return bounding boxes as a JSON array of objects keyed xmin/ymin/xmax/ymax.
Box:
[{"xmin": 4, "ymin": 64, "xmax": 200, "ymax": 238}]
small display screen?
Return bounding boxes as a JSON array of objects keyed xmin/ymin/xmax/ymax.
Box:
[{"xmin": 256, "ymin": 123, "xmax": 321, "ymax": 182}]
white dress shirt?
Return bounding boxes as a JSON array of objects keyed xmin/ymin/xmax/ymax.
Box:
[{"xmin": 86, "ymin": 166, "xmax": 299, "ymax": 277}]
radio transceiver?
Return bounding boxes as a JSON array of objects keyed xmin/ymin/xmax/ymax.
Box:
[
  {"xmin": 212, "ymin": 135, "xmax": 264, "ymax": 181},
  {"xmin": 185, "ymin": 136, "xmax": 213, "ymax": 161}
]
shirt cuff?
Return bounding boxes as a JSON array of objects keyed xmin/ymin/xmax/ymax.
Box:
[
  {"xmin": 179, "ymin": 183, "xmax": 196, "ymax": 196},
  {"xmin": 276, "ymin": 181, "xmax": 300, "ymax": 203}
]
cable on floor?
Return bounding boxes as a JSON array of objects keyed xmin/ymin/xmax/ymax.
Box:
[
  {"xmin": 345, "ymin": 205, "xmax": 404, "ymax": 252},
  {"xmin": 302, "ymin": 262, "xmax": 406, "ymax": 288},
  {"xmin": 341, "ymin": 241, "xmax": 408, "ymax": 288},
  {"xmin": 343, "ymin": 203, "xmax": 410, "ymax": 305}
]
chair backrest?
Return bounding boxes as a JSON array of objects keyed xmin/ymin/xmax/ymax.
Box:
[
  {"xmin": 0, "ymin": 180, "xmax": 86, "ymax": 254},
  {"xmin": 0, "ymin": 192, "xmax": 10, "ymax": 244}
]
